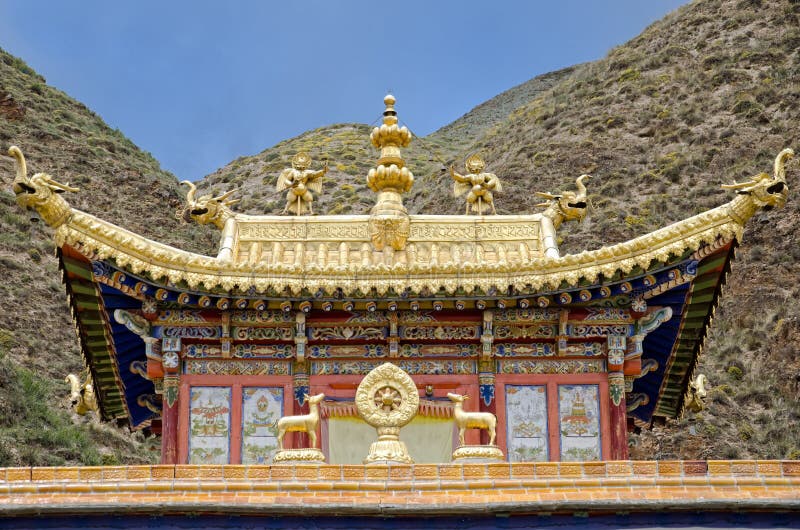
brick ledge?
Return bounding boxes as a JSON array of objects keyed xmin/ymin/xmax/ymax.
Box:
[{"xmin": 1, "ymin": 461, "xmax": 798, "ymax": 517}]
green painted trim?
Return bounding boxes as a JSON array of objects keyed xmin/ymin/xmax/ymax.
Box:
[
  {"xmin": 652, "ymin": 241, "xmax": 735, "ymax": 419},
  {"xmin": 59, "ymin": 250, "xmax": 129, "ymax": 425}
]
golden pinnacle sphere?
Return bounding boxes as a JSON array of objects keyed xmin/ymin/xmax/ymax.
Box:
[
  {"xmin": 371, "ymin": 94, "xmax": 411, "ymax": 150},
  {"xmin": 382, "ymin": 93, "xmax": 398, "ymax": 126},
  {"xmin": 368, "ymin": 93, "xmax": 414, "ymax": 194}
]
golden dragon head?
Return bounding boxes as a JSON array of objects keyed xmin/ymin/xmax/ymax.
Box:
[
  {"xmin": 65, "ymin": 372, "xmax": 98, "ymax": 416},
  {"xmin": 9, "ymin": 146, "xmax": 78, "ymax": 227},
  {"xmin": 180, "ymin": 180, "xmax": 239, "ymax": 229},
  {"xmin": 536, "ymin": 174, "xmax": 591, "ymax": 227},
  {"xmin": 722, "ymin": 148, "xmax": 793, "ymax": 212}
]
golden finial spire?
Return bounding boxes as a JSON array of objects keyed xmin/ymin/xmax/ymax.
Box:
[
  {"xmin": 367, "ymin": 94, "xmax": 414, "ymax": 193},
  {"xmin": 367, "ymin": 94, "xmax": 414, "ymax": 251}
]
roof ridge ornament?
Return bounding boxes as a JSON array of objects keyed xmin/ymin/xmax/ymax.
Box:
[
  {"xmin": 367, "ymin": 94, "xmax": 414, "ymax": 251},
  {"xmin": 276, "ymin": 152, "xmax": 327, "ymax": 215},
  {"xmin": 535, "ymin": 174, "xmax": 591, "ymax": 229},
  {"xmin": 9, "ymin": 145, "xmax": 77, "ymax": 227},
  {"xmin": 450, "ymin": 154, "xmax": 503, "ymax": 215},
  {"xmin": 721, "ymin": 148, "xmax": 792, "ymax": 223},
  {"xmin": 180, "ymin": 181, "xmax": 240, "ymax": 261},
  {"xmin": 535, "ymin": 174, "xmax": 591, "ymax": 258}
]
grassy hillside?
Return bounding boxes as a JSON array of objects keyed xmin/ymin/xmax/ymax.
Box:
[{"xmin": 0, "ymin": 48, "xmax": 212, "ymax": 466}]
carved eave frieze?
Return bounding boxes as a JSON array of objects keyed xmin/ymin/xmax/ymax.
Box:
[{"xmin": 54, "ymin": 201, "xmax": 748, "ymax": 298}]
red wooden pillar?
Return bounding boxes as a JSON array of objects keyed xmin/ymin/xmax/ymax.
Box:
[
  {"xmin": 161, "ymin": 399, "xmax": 178, "ymax": 464},
  {"xmin": 160, "ymin": 374, "xmax": 180, "ymax": 464},
  {"xmin": 144, "ymin": 335, "xmax": 179, "ymax": 465},
  {"xmin": 478, "ymin": 400, "xmax": 496, "ymax": 445},
  {"xmin": 292, "ymin": 311, "xmax": 311, "ymax": 450},
  {"xmin": 607, "ymin": 372, "xmax": 628, "ymax": 459},
  {"xmin": 607, "ymin": 335, "xmax": 628, "ymax": 460},
  {"xmin": 292, "ymin": 362, "xmax": 310, "ymax": 449}
]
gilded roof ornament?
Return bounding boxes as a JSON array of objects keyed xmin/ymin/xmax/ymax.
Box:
[
  {"xmin": 367, "ymin": 94, "xmax": 414, "ymax": 251},
  {"xmin": 721, "ymin": 148, "xmax": 792, "ymax": 222},
  {"xmin": 684, "ymin": 374, "xmax": 708, "ymax": 413},
  {"xmin": 180, "ymin": 181, "xmax": 239, "ymax": 229},
  {"xmin": 65, "ymin": 373, "xmax": 98, "ymax": 416},
  {"xmin": 291, "ymin": 152, "xmax": 311, "ymax": 170},
  {"xmin": 6, "ymin": 126, "xmax": 794, "ymax": 298},
  {"xmin": 180, "ymin": 181, "xmax": 240, "ymax": 261},
  {"xmin": 9, "ymin": 146, "xmax": 77, "ymax": 227},
  {"xmin": 275, "ymin": 152, "xmax": 327, "ymax": 215},
  {"xmin": 451, "ymin": 154, "xmax": 503, "ymax": 215},
  {"xmin": 535, "ymin": 174, "xmax": 591, "ymax": 228},
  {"xmin": 356, "ymin": 362, "xmax": 418, "ymax": 464}
]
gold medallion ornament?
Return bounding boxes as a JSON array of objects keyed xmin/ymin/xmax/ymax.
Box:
[{"xmin": 355, "ymin": 362, "xmax": 419, "ymax": 464}]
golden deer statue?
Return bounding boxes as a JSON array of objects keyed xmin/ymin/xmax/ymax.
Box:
[
  {"xmin": 276, "ymin": 393, "xmax": 325, "ymax": 450},
  {"xmin": 447, "ymin": 392, "xmax": 497, "ymax": 446}
]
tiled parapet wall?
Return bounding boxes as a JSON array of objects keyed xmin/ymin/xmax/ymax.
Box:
[{"xmin": 1, "ymin": 461, "xmax": 799, "ymax": 516}]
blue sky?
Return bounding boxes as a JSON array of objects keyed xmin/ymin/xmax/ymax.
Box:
[{"xmin": 1, "ymin": 1, "xmax": 688, "ymax": 180}]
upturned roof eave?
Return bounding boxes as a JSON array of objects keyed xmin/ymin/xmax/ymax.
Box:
[{"xmin": 51, "ymin": 201, "xmax": 747, "ymax": 298}]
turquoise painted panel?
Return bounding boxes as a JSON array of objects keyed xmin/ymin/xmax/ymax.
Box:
[
  {"xmin": 558, "ymin": 384, "xmax": 601, "ymax": 461},
  {"xmin": 188, "ymin": 386, "xmax": 231, "ymax": 464},
  {"xmin": 505, "ymin": 385, "xmax": 549, "ymax": 462},
  {"xmin": 241, "ymin": 387, "xmax": 283, "ymax": 464}
]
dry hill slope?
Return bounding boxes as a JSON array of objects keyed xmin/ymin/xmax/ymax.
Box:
[{"xmin": 0, "ymin": 48, "xmax": 212, "ymax": 465}]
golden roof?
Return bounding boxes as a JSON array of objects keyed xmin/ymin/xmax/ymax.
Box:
[
  {"xmin": 17, "ymin": 171, "xmax": 786, "ymax": 297},
  {"xmin": 7, "ymin": 96, "xmax": 794, "ymax": 298}
]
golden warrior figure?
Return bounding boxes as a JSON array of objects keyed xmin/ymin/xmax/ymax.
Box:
[
  {"xmin": 451, "ymin": 154, "xmax": 502, "ymax": 215},
  {"xmin": 276, "ymin": 152, "xmax": 328, "ymax": 215}
]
